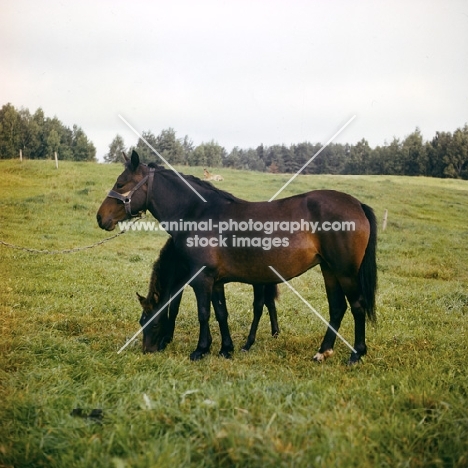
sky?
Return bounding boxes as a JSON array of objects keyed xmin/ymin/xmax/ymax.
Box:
[{"xmin": 1, "ymin": 0, "xmax": 467, "ymax": 161}]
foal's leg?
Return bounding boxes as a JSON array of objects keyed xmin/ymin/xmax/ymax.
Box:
[
  {"xmin": 313, "ymin": 263, "xmax": 347, "ymax": 362},
  {"xmin": 265, "ymin": 284, "xmax": 280, "ymax": 338},
  {"xmin": 243, "ymin": 284, "xmax": 280, "ymax": 351},
  {"xmin": 211, "ymin": 284, "xmax": 234, "ymax": 358},
  {"xmin": 190, "ymin": 277, "xmax": 214, "ymax": 361},
  {"xmin": 160, "ymin": 291, "xmax": 184, "ymax": 349},
  {"xmin": 242, "ymin": 285, "xmax": 266, "ymax": 351}
]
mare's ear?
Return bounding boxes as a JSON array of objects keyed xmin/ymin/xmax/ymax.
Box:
[
  {"xmin": 136, "ymin": 292, "xmax": 146, "ymax": 305},
  {"xmin": 130, "ymin": 150, "xmax": 140, "ymax": 171},
  {"xmin": 122, "ymin": 152, "xmax": 128, "ymax": 162}
]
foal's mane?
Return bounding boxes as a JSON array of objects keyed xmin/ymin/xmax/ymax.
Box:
[{"xmin": 146, "ymin": 238, "xmax": 176, "ymax": 301}]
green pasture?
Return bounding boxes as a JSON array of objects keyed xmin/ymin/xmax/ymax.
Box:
[{"xmin": 0, "ymin": 159, "xmax": 467, "ymax": 467}]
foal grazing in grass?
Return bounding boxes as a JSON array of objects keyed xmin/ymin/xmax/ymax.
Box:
[{"xmin": 137, "ymin": 238, "xmax": 279, "ymax": 355}]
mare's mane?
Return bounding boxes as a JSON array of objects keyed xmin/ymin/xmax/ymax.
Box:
[{"xmin": 144, "ymin": 162, "xmax": 245, "ymax": 203}]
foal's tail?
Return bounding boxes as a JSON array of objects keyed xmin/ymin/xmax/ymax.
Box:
[
  {"xmin": 265, "ymin": 284, "xmax": 280, "ymax": 301},
  {"xmin": 359, "ymin": 204, "xmax": 378, "ymax": 322}
]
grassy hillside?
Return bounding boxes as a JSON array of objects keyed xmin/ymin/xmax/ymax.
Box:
[{"xmin": 1, "ymin": 159, "xmax": 467, "ymax": 467}]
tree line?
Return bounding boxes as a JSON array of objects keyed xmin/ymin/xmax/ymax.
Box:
[
  {"xmin": 0, "ymin": 103, "xmax": 96, "ymax": 161},
  {"xmin": 2, "ymin": 102, "xmax": 466, "ymax": 179},
  {"xmin": 105, "ymin": 124, "xmax": 468, "ymax": 179}
]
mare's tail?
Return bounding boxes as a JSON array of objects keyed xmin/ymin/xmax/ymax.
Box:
[{"xmin": 359, "ymin": 204, "xmax": 378, "ymax": 322}]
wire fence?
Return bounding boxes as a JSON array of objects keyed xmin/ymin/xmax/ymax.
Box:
[{"xmin": 0, "ymin": 219, "xmax": 139, "ymax": 254}]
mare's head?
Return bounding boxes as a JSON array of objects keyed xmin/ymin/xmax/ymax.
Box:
[
  {"xmin": 96, "ymin": 150, "xmax": 150, "ymax": 231},
  {"xmin": 136, "ymin": 291, "xmax": 170, "ymax": 353}
]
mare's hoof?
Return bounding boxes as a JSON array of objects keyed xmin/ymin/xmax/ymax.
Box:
[
  {"xmin": 312, "ymin": 349, "xmax": 334, "ymax": 362},
  {"xmin": 347, "ymin": 353, "xmax": 362, "ymax": 366}
]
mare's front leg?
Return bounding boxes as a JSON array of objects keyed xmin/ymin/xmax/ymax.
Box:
[
  {"xmin": 190, "ymin": 276, "xmax": 214, "ymax": 361},
  {"xmin": 211, "ymin": 283, "xmax": 234, "ymax": 358}
]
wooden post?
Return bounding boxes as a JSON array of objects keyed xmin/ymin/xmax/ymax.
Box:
[
  {"xmin": 19, "ymin": 149, "xmax": 22, "ymax": 162},
  {"xmin": 54, "ymin": 151, "xmax": 58, "ymax": 169},
  {"xmin": 382, "ymin": 209, "xmax": 388, "ymax": 231}
]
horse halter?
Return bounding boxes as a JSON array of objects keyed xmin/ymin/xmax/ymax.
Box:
[{"xmin": 106, "ymin": 167, "xmax": 155, "ymax": 217}]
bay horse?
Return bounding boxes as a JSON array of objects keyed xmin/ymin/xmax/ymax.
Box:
[
  {"xmin": 204, "ymin": 168, "xmax": 224, "ymax": 181},
  {"xmin": 97, "ymin": 150, "xmax": 377, "ymax": 364},
  {"xmin": 136, "ymin": 237, "xmax": 279, "ymax": 355}
]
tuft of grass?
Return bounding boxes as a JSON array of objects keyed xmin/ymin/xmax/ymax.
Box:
[{"xmin": 1, "ymin": 160, "xmax": 468, "ymax": 467}]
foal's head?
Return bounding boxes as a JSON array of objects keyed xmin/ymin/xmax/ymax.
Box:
[{"xmin": 136, "ymin": 291, "xmax": 170, "ymax": 353}]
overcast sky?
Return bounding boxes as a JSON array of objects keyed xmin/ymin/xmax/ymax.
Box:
[{"xmin": 2, "ymin": 0, "xmax": 467, "ymax": 161}]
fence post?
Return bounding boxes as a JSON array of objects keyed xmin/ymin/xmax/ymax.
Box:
[
  {"xmin": 19, "ymin": 149, "xmax": 22, "ymax": 162},
  {"xmin": 382, "ymin": 209, "xmax": 388, "ymax": 231},
  {"xmin": 54, "ymin": 151, "xmax": 58, "ymax": 169}
]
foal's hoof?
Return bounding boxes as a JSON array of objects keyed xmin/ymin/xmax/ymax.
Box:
[
  {"xmin": 158, "ymin": 336, "xmax": 173, "ymax": 351},
  {"xmin": 313, "ymin": 349, "xmax": 334, "ymax": 362},
  {"xmin": 219, "ymin": 344, "xmax": 234, "ymax": 359},
  {"xmin": 190, "ymin": 349, "xmax": 208, "ymax": 361}
]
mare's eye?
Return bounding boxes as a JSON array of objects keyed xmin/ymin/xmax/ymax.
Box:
[{"xmin": 116, "ymin": 183, "xmax": 124, "ymax": 189}]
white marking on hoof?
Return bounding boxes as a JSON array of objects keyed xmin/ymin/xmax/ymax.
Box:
[{"xmin": 313, "ymin": 349, "xmax": 334, "ymax": 362}]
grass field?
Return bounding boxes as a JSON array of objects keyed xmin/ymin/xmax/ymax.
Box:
[{"xmin": 1, "ymin": 159, "xmax": 467, "ymax": 467}]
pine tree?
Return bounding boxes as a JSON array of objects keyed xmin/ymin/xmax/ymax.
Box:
[{"xmin": 104, "ymin": 134, "xmax": 126, "ymax": 163}]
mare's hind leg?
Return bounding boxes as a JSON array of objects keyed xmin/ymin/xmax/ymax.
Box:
[
  {"xmin": 242, "ymin": 285, "xmax": 266, "ymax": 351},
  {"xmin": 212, "ymin": 284, "xmax": 234, "ymax": 358},
  {"xmin": 313, "ymin": 264, "xmax": 347, "ymax": 362},
  {"xmin": 339, "ymin": 277, "xmax": 368, "ymax": 364}
]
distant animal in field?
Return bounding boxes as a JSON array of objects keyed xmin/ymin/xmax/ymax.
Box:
[{"xmin": 204, "ymin": 168, "xmax": 224, "ymax": 181}]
